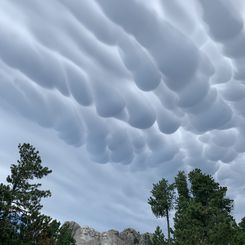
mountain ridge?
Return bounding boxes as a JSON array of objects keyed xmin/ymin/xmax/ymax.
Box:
[{"xmin": 66, "ymin": 221, "xmax": 153, "ymax": 245}]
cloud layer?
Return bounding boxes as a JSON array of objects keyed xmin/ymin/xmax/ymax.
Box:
[{"xmin": 1, "ymin": 0, "xmax": 245, "ymax": 232}]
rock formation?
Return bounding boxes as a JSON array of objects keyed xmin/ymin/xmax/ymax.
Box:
[{"xmin": 66, "ymin": 221, "xmax": 152, "ymax": 245}]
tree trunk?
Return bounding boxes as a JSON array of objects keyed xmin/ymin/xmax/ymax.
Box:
[{"xmin": 166, "ymin": 209, "xmax": 171, "ymax": 244}]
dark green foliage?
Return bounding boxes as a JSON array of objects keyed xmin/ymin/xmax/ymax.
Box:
[
  {"xmin": 56, "ymin": 223, "xmax": 76, "ymax": 245},
  {"xmin": 174, "ymin": 169, "xmax": 237, "ymax": 244},
  {"xmin": 0, "ymin": 143, "xmax": 75, "ymax": 245},
  {"xmin": 149, "ymin": 169, "xmax": 245, "ymax": 244},
  {"xmin": 148, "ymin": 179, "xmax": 175, "ymax": 244},
  {"xmin": 232, "ymin": 217, "xmax": 245, "ymax": 244},
  {"xmin": 239, "ymin": 217, "xmax": 245, "ymax": 231},
  {"xmin": 188, "ymin": 169, "xmax": 233, "ymax": 212},
  {"xmin": 148, "ymin": 179, "xmax": 175, "ymax": 218},
  {"xmin": 173, "ymin": 171, "xmax": 192, "ymax": 244},
  {"xmin": 175, "ymin": 171, "xmax": 189, "ymax": 202},
  {"xmin": 151, "ymin": 226, "xmax": 167, "ymax": 245}
]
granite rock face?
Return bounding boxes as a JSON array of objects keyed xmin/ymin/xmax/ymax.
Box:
[{"xmin": 66, "ymin": 221, "xmax": 152, "ymax": 245}]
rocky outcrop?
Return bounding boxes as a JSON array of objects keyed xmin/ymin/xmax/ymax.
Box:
[{"xmin": 66, "ymin": 221, "xmax": 152, "ymax": 245}]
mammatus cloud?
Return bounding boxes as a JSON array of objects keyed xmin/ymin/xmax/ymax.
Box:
[{"xmin": 1, "ymin": 0, "xmax": 245, "ymax": 232}]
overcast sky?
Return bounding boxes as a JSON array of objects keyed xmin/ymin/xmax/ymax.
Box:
[{"xmin": 1, "ymin": 0, "xmax": 245, "ymax": 233}]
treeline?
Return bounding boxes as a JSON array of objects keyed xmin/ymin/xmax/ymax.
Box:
[
  {"xmin": 1, "ymin": 143, "xmax": 245, "ymax": 245},
  {"xmin": 0, "ymin": 143, "xmax": 75, "ymax": 245},
  {"xmin": 149, "ymin": 169, "xmax": 245, "ymax": 244}
]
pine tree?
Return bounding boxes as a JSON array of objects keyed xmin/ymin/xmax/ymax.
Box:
[
  {"xmin": 175, "ymin": 171, "xmax": 189, "ymax": 202},
  {"xmin": 0, "ymin": 143, "xmax": 75, "ymax": 244},
  {"xmin": 0, "ymin": 143, "xmax": 52, "ymax": 244},
  {"xmin": 148, "ymin": 178, "xmax": 175, "ymax": 244},
  {"xmin": 173, "ymin": 171, "xmax": 192, "ymax": 244},
  {"xmin": 151, "ymin": 226, "xmax": 167, "ymax": 245},
  {"xmin": 174, "ymin": 169, "xmax": 237, "ymax": 245}
]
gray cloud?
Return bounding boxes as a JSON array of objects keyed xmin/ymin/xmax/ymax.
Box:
[{"xmin": 1, "ymin": 0, "xmax": 245, "ymax": 232}]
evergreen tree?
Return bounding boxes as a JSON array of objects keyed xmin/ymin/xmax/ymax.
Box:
[
  {"xmin": 174, "ymin": 169, "xmax": 237, "ymax": 245},
  {"xmin": 0, "ymin": 143, "xmax": 52, "ymax": 244},
  {"xmin": 0, "ymin": 143, "xmax": 75, "ymax": 244},
  {"xmin": 148, "ymin": 178, "xmax": 175, "ymax": 244},
  {"xmin": 175, "ymin": 171, "xmax": 189, "ymax": 202},
  {"xmin": 173, "ymin": 171, "xmax": 192, "ymax": 244},
  {"xmin": 151, "ymin": 226, "xmax": 167, "ymax": 245}
]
